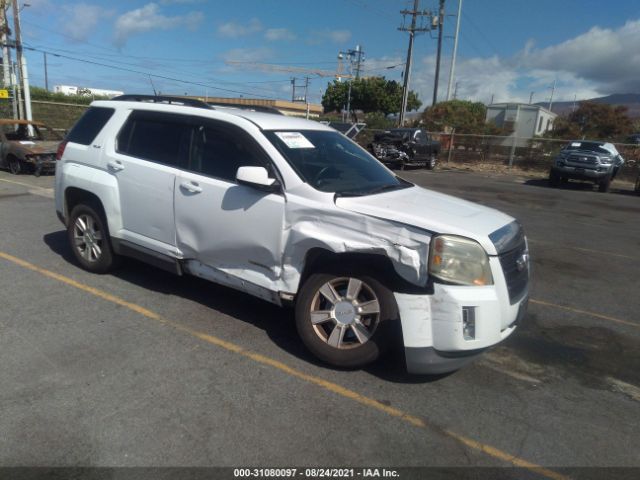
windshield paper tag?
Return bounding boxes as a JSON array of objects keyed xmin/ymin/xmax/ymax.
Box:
[
  {"xmin": 275, "ymin": 132, "xmax": 315, "ymax": 149},
  {"xmin": 19, "ymin": 141, "xmax": 35, "ymax": 145},
  {"xmin": 570, "ymin": 142, "xmax": 581, "ymax": 147}
]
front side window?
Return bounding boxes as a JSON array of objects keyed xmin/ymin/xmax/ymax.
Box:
[
  {"xmin": 264, "ymin": 130, "xmax": 410, "ymax": 196},
  {"xmin": 117, "ymin": 111, "xmax": 191, "ymax": 168},
  {"xmin": 188, "ymin": 121, "xmax": 270, "ymax": 182}
]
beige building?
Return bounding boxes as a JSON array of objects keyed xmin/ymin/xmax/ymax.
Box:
[
  {"xmin": 486, "ymin": 103, "xmax": 557, "ymax": 147},
  {"xmin": 188, "ymin": 96, "xmax": 323, "ymax": 118}
]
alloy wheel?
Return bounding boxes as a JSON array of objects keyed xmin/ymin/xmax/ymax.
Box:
[
  {"xmin": 309, "ymin": 277, "xmax": 381, "ymax": 349},
  {"xmin": 73, "ymin": 214, "xmax": 103, "ymax": 263}
]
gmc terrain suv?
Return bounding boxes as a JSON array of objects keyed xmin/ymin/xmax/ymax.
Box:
[
  {"xmin": 55, "ymin": 95, "xmax": 529, "ymax": 374},
  {"xmin": 549, "ymin": 140, "xmax": 625, "ymax": 192}
]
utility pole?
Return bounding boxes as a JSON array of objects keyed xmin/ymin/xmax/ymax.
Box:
[
  {"xmin": 11, "ymin": 0, "xmax": 31, "ymax": 123},
  {"xmin": 432, "ymin": 0, "xmax": 445, "ymax": 106},
  {"xmin": 353, "ymin": 44, "xmax": 364, "ymax": 79},
  {"xmin": 398, "ymin": 0, "xmax": 429, "ymax": 126},
  {"xmin": 43, "ymin": 51, "xmax": 48, "ymax": 91},
  {"xmin": 529, "ymin": 91, "xmax": 534, "ymax": 104},
  {"xmin": 548, "ymin": 78, "xmax": 556, "ymax": 112},
  {"xmin": 446, "ymin": 0, "xmax": 462, "ymax": 101},
  {"xmin": 0, "ymin": 0, "xmax": 10, "ymax": 89}
]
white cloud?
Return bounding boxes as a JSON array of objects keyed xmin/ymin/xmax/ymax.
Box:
[
  {"xmin": 308, "ymin": 29, "xmax": 351, "ymax": 45},
  {"xmin": 221, "ymin": 47, "xmax": 274, "ymax": 64},
  {"xmin": 264, "ymin": 28, "xmax": 296, "ymax": 42},
  {"xmin": 217, "ymin": 18, "xmax": 263, "ymax": 38},
  {"xmin": 114, "ymin": 2, "xmax": 203, "ymax": 47},
  {"xmin": 518, "ymin": 19, "xmax": 640, "ymax": 94},
  {"xmin": 62, "ymin": 3, "xmax": 114, "ymax": 42}
]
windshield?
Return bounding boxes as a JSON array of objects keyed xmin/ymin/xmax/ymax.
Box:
[
  {"xmin": 1, "ymin": 123, "xmax": 45, "ymax": 141},
  {"xmin": 564, "ymin": 141, "xmax": 618, "ymax": 156},
  {"xmin": 264, "ymin": 130, "xmax": 411, "ymax": 195}
]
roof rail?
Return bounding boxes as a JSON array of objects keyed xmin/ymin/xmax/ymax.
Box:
[
  {"xmin": 205, "ymin": 102, "xmax": 283, "ymax": 115},
  {"xmin": 111, "ymin": 95, "xmax": 213, "ymax": 110}
]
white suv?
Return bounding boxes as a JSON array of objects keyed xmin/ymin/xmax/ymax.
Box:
[{"xmin": 55, "ymin": 95, "xmax": 529, "ymax": 374}]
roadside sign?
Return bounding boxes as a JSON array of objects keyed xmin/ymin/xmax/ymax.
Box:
[{"xmin": 0, "ymin": 89, "xmax": 8, "ymax": 99}]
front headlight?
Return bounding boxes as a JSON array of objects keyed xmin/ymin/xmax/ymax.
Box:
[{"xmin": 428, "ymin": 235, "xmax": 493, "ymax": 286}]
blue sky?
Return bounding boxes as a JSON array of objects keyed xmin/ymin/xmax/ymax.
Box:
[{"xmin": 13, "ymin": 0, "xmax": 640, "ymax": 109}]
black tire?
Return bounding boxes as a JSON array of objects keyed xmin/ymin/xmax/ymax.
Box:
[
  {"xmin": 548, "ymin": 169, "xmax": 561, "ymax": 187},
  {"xmin": 295, "ymin": 271, "xmax": 397, "ymax": 368},
  {"xmin": 635, "ymin": 176, "xmax": 640, "ymax": 196},
  {"xmin": 598, "ymin": 176, "xmax": 611, "ymax": 193},
  {"xmin": 8, "ymin": 156, "xmax": 22, "ymax": 175},
  {"xmin": 426, "ymin": 152, "xmax": 437, "ymax": 170},
  {"xmin": 560, "ymin": 176, "xmax": 569, "ymax": 184},
  {"xmin": 67, "ymin": 203, "xmax": 118, "ymax": 273}
]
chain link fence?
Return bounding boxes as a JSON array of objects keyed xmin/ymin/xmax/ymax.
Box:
[{"xmin": 355, "ymin": 128, "xmax": 640, "ymax": 183}]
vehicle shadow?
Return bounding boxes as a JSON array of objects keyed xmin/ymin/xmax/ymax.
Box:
[
  {"xmin": 523, "ymin": 177, "xmax": 636, "ymax": 195},
  {"xmin": 43, "ymin": 230, "xmax": 444, "ymax": 385}
]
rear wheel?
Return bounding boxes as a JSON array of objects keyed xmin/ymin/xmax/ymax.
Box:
[
  {"xmin": 295, "ymin": 272, "xmax": 397, "ymax": 368},
  {"xmin": 634, "ymin": 175, "xmax": 640, "ymax": 196},
  {"xmin": 8, "ymin": 156, "xmax": 22, "ymax": 175},
  {"xmin": 68, "ymin": 203, "xmax": 118, "ymax": 273}
]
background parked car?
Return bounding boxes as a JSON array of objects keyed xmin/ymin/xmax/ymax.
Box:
[
  {"xmin": 368, "ymin": 128, "xmax": 440, "ymax": 170},
  {"xmin": 549, "ymin": 140, "xmax": 625, "ymax": 192},
  {"xmin": 0, "ymin": 119, "xmax": 62, "ymax": 177}
]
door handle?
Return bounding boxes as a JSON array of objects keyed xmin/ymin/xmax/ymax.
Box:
[
  {"xmin": 107, "ymin": 160, "xmax": 124, "ymax": 172},
  {"xmin": 180, "ymin": 181, "xmax": 203, "ymax": 194}
]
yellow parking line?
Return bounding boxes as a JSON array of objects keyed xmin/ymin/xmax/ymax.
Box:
[
  {"xmin": 0, "ymin": 251, "xmax": 567, "ymax": 480},
  {"xmin": 530, "ymin": 298, "xmax": 638, "ymax": 329}
]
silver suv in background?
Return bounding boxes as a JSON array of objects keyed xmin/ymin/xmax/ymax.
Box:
[{"xmin": 549, "ymin": 140, "xmax": 625, "ymax": 192}]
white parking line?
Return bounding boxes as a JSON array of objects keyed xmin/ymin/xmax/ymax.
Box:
[{"xmin": 0, "ymin": 177, "xmax": 54, "ymax": 199}]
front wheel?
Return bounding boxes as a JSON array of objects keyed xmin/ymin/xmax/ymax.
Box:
[
  {"xmin": 426, "ymin": 153, "xmax": 437, "ymax": 170},
  {"xmin": 8, "ymin": 157, "xmax": 22, "ymax": 175},
  {"xmin": 68, "ymin": 203, "xmax": 118, "ymax": 273},
  {"xmin": 295, "ymin": 273, "xmax": 397, "ymax": 368},
  {"xmin": 548, "ymin": 169, "xmax": 561, "ymax": 187},
  {"xmin": 635, "ymin": 176, "xmax": 640, "ymax": 196},
  {"xmin": 598, "ymin": 176, "xmax": 611, "ymax": 193}
]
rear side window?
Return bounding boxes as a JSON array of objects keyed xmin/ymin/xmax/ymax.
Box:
[
  {"xmin": 117, "ymin": 111, "xmax": 192, "ymax": 168},
  {"xmin": 66, "ymin": 107, "xmax": 115, "ymax": 145}
]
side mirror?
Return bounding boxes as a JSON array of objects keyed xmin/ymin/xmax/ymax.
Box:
[{"xmin": 236, "ymin": 166, "xmax": 279, "ymax": 192}]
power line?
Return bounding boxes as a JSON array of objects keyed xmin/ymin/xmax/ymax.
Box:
[{"xmin": 5, "ymin": 43, "xmax": 278, "ymax": 98}]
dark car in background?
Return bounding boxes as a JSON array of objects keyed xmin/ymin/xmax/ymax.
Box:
[
  {"xmin": 0, "ymin": 119, "xmax": 62, "ymax": 176},
  {"xmin": 549, "ymin": 140, "xmax": 624, "ymax": 192},
  {"xmin": 368, "ymin": 128, "xmax": 440, "ymax": 170}
]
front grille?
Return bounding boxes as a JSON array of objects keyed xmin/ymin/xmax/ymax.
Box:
[
  {"xmin": 567, "ymin": 153, "xmax": 598, "ymax": 166},
  {"xmin": 498, "ymin": 241, "xmax": 529, "ymax": 305}
]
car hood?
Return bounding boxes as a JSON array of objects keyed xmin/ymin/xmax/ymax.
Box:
[
  {"xmin": 334, "ymin": 186, "xmax": 515, "ymax": 255},
  {"xmin": 11, "ymin": 140, "xmax": 59, "ymax": 155}
]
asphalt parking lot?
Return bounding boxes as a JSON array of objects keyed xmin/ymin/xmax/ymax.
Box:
[{"xmin": 0, "ymin": 168, "xmax": 639, "ymax": 478}]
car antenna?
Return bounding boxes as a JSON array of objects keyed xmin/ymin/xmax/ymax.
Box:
[{"xmin": 148, "ymin": 75, "xmax": 158, "ymax": 96}]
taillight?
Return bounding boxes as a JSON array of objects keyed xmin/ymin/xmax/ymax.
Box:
[{"xmin": 56, "ymin": 140, "xmax": 68, "ymax": 160}]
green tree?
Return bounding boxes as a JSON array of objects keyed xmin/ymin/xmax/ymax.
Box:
[
  {"xmin": 421, "ymin": 100, "xmax": 496, "ymax": 134},
  {"xmin": 547, "ymin": 101, "xmax": 633, "ymax": 140},
  {"xmin": 321, "ymin": 77, "xmax": 421, "ymax": 115}
]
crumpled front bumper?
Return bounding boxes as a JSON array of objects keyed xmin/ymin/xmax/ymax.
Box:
[{"xmin": 395, "ymin": 279, "xmax": 528, "ymax": 375}]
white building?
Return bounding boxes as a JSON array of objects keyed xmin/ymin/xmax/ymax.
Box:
[
  {"xmin": 54, "ymin": 85, "xmax": 124, "ymax": 98},
  {"xmin": 486, "ymin": 103, "xmax": 557, "ymax": 147}
]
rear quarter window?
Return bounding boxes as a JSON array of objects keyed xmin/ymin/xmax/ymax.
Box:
[{"xmin": 66, "ymin": 107, "xmax": 115, "ymax": 146}]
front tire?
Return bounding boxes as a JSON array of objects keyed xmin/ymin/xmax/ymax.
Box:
[
  {"xmin": 548, "ymin": 169, "xmax": 561, "ymax": 187},
  {"xmin": 598, "ymin": 176, "xmax": 611, "ymax": 193},
  {"xmin": 8, "ymin": 156, "xmax": 22, "ymax": 175},
  {"xmin": 295, "ymin": 272, "xmax": 397, "ymax": 368},
  {"xmin": 426, "ymin": 152, "xmax": 437, "ymax": 170},
  {"xmin": 68, "ymin": 203, "xmax": 118, "ymax": 273},
  {"xmin": 635, "ymin": 176, "xmax": 640, "ymax": 196}
]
